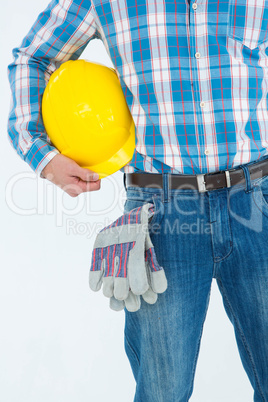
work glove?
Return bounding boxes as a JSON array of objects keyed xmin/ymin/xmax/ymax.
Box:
[
  {"xmin": 108, "ymin": 229, "xmax": 165, "ymax": 311},
  {"xmin": 89, "ymin": 203, "xmax": 167, "ymax": 312}
]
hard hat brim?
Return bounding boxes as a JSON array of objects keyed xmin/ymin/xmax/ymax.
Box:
[{"xmin": 72, "ymin": 125, "xmax": 136, "ymax": 179}]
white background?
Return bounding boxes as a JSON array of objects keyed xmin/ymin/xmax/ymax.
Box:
[{"xmin": 1, "ymin": 1, "xmax": 253, "ymax": 401}]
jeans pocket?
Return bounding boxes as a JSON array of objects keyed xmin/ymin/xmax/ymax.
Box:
[
  {"xmin": 252, "ymin": 175, "xmax": 268, "ymax": 218},
  {"xmin": 227, "ymin": 0, "xmax": 268, "ymax": 50},
  {"xmin": 123, "ymin": 193, "xmax": 164, "ymax": 229}
]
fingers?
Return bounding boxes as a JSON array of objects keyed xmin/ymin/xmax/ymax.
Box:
[
  {"xmin": 103, "ymin": 277, "xmax": 114, "ymax": 297},
  {"xmin": 150, "ymin": 270, "xmax": 168, "ymax": 293},
  {"xmin": 59, "ymin": 161, "xmax": 100, "ymax": 196},
  {"xmin": 62, "ymin": 173, "xmax": 101, "ymax": 197},
  {"xmin": 142, "ymin": 287, "xmax": 158, "ymax": 304},
  {"xmin": 109, "ymin": 297, "xmax": 125, "ymax": 311},
  {"xmin": 89, "ymin": 259, "xmax": 106, "ymax": 292},
  {"xmin": 128, "ymin": 257, "xmax": 149, "ymax": 295},
  {"xmin": 69, "ymin": 166, "xmax": 101, "ymax": 194},
  {"xmin": 70, "ymin": 164, "xmax": 99, "ymax": 182},
  {"xmin": 77, "ymin": 168, "xmax": 99, "ymax": 182},
  {"xmin": 114, "ymin": 278, "xmax": 129, "ymax": 300},
  {"xmin": 41, "ymin": 154, "xmax": 102, "ymax": 196},
  {"xmin": 124, "ymin": 292, "xmax": 141, "ymax": 312},
  {"xmin": 76, "ymin": 177, "xmax": 101, "ymax": 193}
]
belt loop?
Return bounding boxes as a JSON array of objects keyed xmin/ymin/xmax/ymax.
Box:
[
  {"xmin": 123, "ymin": 173, "xmax": 127, "ymax": 192},
  {"xmin": 162, "ymin": 172, "xmax": 170, "ymax": 202},
  {"xmin": 239, "ymin": 164, "xmax": 253, "ymax": 193}
]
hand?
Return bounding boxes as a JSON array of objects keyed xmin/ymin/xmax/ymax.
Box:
[{"xmin": 41, "ymin": 154, "xmax": 101, "ymax": 197}]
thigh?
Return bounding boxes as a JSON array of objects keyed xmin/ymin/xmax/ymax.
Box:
[
  {"xmin": 216, "ymin": 178, "xmax": 268, "ymax": 400},
  {"xmin": 123, "ymin": 187, "xmax": 214, "ymax": 402}
]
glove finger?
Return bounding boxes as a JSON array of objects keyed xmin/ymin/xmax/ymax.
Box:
[
  {"xmin": 145, "ymin": 245, "xmax": 168, "ymax": 294},
  {"xmin": 142, "ymin": 287, "xmax": 158, "ymax": 304},
  {"xmin": 112, "ymin": 256, "xmax": 129, "ymax": 300},
  {"xmin": 114, "ymin": 277, "xmax": 129, "ymax": 300},
  {"xmin": 109, "ymin": 296, "xmax": 125, "ymax": 311},
  {"xmin": 128, "ymin": 258, "xmax": 149, "ymax": 295},
  {"xmin": 150, "ymin": 270, "xmax": 168, "ymax": 294},
  {"xmin": 103, "ymin": 276, "xmax": 114, "ymax": 298},
  {"xmin": 124, "ymin": 291, "xmax": 141, "ymax": 312},
  {"xmin": 89, "ymin": 259, "xmax": 105, "ymax": 291},
  {"xmin": 126, "ymin": 207, "xmax": 150, "ymax": 295}
]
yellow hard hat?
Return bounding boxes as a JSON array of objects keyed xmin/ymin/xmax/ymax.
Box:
[{"xmin": 42, "ymin": 59, "xmax": 135, "ymax": 179}]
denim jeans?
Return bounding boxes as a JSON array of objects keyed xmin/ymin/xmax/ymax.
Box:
[{"xmin": 123, "ymin": 157, "xmax": 268, "ymax": 402}]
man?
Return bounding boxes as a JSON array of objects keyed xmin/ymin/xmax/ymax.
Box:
[{"xmin": 7, "ymin": 0, "xmax": 268, "ymax": 401}]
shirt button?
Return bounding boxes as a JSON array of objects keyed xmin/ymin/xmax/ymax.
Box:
[
  {"xmin": 200, "ymin": 101, "xmax": 206, "ymax": 108},
  {"xmin": 204, "ymin": 149, "xmax": 210, "ymax": 155},
  {"xmin": 195, "ymin": 52, "xmax": 201, "ymax": 59},
  {"xmin": 192, "ymin": 3, "xmax": 198, "ymax": 10}
]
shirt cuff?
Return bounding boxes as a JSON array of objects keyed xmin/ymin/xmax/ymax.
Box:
[{"xmin": 24, "ymin": 139, "xmax": 60, "ymax": 177}]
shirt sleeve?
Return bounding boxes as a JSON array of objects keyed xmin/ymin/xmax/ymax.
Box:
[{"xmin": 7, "ymin": 0, "xmax": 100, "ymax": 176}]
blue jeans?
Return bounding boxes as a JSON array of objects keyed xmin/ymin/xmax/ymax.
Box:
[{"xmin": 123, "ymin": 158, "xmax": 268, "ymax": 402}]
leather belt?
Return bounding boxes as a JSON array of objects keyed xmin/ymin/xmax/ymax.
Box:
[{"xmin": 125, "ymin": 157, "xmax": 268, "ymax": 192}]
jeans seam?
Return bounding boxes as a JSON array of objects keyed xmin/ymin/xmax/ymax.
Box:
[
  {"xmin": 212, "ymin": 191, "xmax": 234, "ymax": 266},
  {"xmin": 162, "ymin": 173, "xmax": 170, "ymax": 203},
  {"xmin": 253, "ymin": 183, "xmax": 268, "ymax": 219},
  {"xmin": 124, "ymin": 330, "xmax": 140, "ymax": 366},
  {"xmin": 217, "ymin": 193, "xmax": 234, "ymax": 262},
  {"xmin": 186, "ymin": 282, "xmax": 212, "ymax": 401},
  {"xmin": 213, "ymin": 241, "xmax": 233, "ymax": 263},
  {"xmin": 217, "ymin": 278, "xmax": 265, "ymax": 402}
]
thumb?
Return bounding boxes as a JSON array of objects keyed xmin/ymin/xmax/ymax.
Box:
[{"xmin": 75, "ymin": 166, "xmax": 99, "ymax": 182}]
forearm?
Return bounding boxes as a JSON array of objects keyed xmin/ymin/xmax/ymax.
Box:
[
  {"xmin": 7, "ymin": 0, "xmax": 99, "ymax": 175},
  {"xmin": 7, "ymin": 59, "xmax": 60, "ymax": 174}
]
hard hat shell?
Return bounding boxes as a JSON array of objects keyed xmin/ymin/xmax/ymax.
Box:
[{"xmin": 42, "ymin": 59, "xmax": 135, "ymax": 178}]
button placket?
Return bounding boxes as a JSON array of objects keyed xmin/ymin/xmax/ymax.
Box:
[
  {"xmin": 191, "ymin": 0, "xmax": 214, "ymax": 169},
  {"xmin": 193, "ymin": 6, "xmax": 202, "ymax": 105},
  {"xmin": 189, "ymin": 0, "xmax": 209, "ymax": 167}
]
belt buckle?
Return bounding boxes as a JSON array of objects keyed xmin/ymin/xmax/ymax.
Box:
[
  {"xmin": 225, "ymin": 170, "xmax": 231, "ymax": 188},
  {"xmin": 196, "ymin": 170, "xmax": 232, "ymax": 192},
  {"xmin": 196, "ymin": 174, "xmax": 207, "ymax": 192}
]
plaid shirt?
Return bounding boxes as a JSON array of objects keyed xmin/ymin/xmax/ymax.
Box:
[{"xmin": 7, "ymin": 0, "xmax": 268, "ymax": 175}]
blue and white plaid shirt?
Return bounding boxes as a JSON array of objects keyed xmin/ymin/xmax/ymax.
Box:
[{"xmin": 7, "ymin": 0, "xmax": 268, "ymax": 175}]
